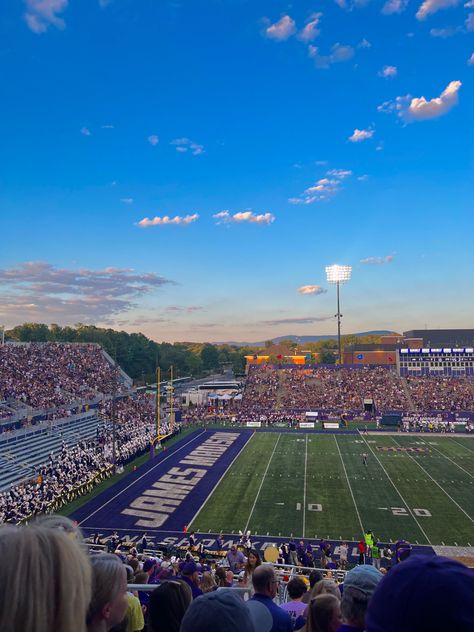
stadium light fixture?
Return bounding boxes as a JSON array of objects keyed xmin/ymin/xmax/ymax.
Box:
[{"xmin": 325, "ymin": 265, "xmax": 352, "ymax": 364}]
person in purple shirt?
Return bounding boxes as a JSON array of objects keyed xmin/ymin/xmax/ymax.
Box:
[
  {"xmin": 251, "ymin": 565, "xmax": 292, "ymax": 632},
  {"xmin": 280, "ymin": 577, "xmax": 307, "ymax": 628},
  {"xmin": 226, "ymin": 543, "xmax": 246, "ymax": 573}
]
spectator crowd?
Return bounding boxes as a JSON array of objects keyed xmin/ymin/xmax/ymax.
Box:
[
  {"xmin": 0, "ymin": 516, "xmax": 472, "ymax": 632},
  {"xmin": 0, "ymin": 342, "xmax": 129, "ymax": 420},
  {"xmin": 237, "ymin": 365, "xmax": 474, "ymax": 422},
  {"xmin": 0, "ymin": 393, "xmax": 178, "ymax": 524}
]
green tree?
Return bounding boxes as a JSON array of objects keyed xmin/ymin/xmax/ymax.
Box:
[
  {"xmin": 319, "ymin": 349, "xmax": 336, "ymax": 364},
  {"xmin": 200, "ymin": 344, "xmax": 220, "ymax": 371}
]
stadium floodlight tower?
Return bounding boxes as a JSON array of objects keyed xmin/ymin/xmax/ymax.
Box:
[{"xmin": 325, "ymin": 264, "xmax": 352, "ymax": 364}]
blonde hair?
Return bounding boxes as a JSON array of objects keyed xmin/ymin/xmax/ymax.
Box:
[
  {"xmin": 0, "ymin": 523, "xmax": 92, "ymax": 632},
  {"xmin": 200, "ymin": 571, "xmax": 217, "ymax": 593},
  {"xmin": 34, "ymin": 513, "xmax": 85, "ymax": 542},
  {"xmin": 310, "ymin": 579, "xmax": 341, "ymax": 600},
  {"xmin": 88, "ymin": 553, "xmax": 127, "ymax": 622}
]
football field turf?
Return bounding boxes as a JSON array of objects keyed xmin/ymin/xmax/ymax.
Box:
[{"xmin": 190, "ymin": 432, "xmax": 474, "ymax": 546}]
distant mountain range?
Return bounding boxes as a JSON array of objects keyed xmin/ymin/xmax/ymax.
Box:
[{"xmin": 218, "ymin": 331, "xmax": 396, "ymax": 347}]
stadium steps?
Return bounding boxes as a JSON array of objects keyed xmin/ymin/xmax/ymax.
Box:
[
  {"xmin": 0, "ymin": 413, "xmax": 102, "ymax": 490},
  {"xmin": 399, "ymin": 376, "xmax": 416, "ymax": 411}
]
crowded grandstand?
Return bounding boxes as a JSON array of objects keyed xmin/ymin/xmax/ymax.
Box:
[{"xmin": 0, "ymin": 340, "xmax": 473, "ymax": 631}]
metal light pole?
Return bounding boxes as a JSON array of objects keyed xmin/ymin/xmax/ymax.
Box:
[{"xmin": 325, "ymin": 264, "xmax": 352, "ymax": 364}]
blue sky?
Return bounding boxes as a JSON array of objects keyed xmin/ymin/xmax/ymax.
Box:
[{"xmin": 0, "ymin": 0, "xmax": 473, "ymax": 342}]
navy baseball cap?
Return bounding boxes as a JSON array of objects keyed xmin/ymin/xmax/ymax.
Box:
[
  {"xmin": 366, "ymin": 555, "xmax": 474, "ymax": 632},
  {"xmin": 182, "ymin": 560, "xmax": 198, "ymax": 575}
]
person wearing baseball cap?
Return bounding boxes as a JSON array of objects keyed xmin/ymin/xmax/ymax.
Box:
[
  {"xmin": 365, "ymin": 555, "xmax": 474, "ymax": 632},
  {"xmin": 180, "ymin": 589, "xmax": 272, "ymax": 632},
  {"xmin": 339, "ymin": 564, "xmax": 383, "ymax": 632},
  {"xmin": 179, "ymin": 560, "xmax": 203, "ymax": 599}
]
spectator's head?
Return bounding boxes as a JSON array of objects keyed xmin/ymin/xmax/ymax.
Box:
[
  {"xmin": 180, "ymin": 588, "xmax": 271, "ymax": 632},
  {"xmin": 215, "ymin": 567, "xmax": 227, "ymax": 587},
  {"xmin": 366, "ymin": 555, "xmax": 474, "ymax": 632},
  {"xmin": 311, "ymin": 579, "xmax": 341, "ymax": 601},
  {"xmin": 252, "ymin": 564, "xmax": 278, "ymax": 599},
  {"xmin": 148, "ymin": 579, "xmax": 192, "ymax": 632},
  {"xmin": 246, "ymin": 549, "xmax": 262, "ymax": 570},
  {"xmin": 306, "ymin": 594, "xmax": 342, "ymax": 632},
  {"xmin": 226, "ymin": 570, "xmax": 234, "ymax": 584},
  {"xmin": 0, "ymin": 524, "xmax": 91, "ymax": 632},
  {"xmin": 287, "ymin": 576, "xmax": 307, "ymax": 600},
  {"xmin": 34, "ymin": 513, "xmax": 84, "ymax": 542},
  {"xmin": 341, "ymin": 565, "xmax": 382, "ymax": 629},
  {"xmin": 309, "ymin": 570, "xmax": 324, "ymax": 588},
  {"xmin": 142, "ymin": 558, "xmax": 157, "ymax": 576},
  {"xmin": 87, "ymin": 553, "xmax": 128, "ymax": 632},
  {"xmin": 200, "ymin": 571, "xmax": 217, "ymax": 593},
  {"xmin": 133, "ymin": 571, "xmax": 148, "ymax": 585},
  {"xmin": 182, "ymin": 560, "xmax": 199, "ymax": 584}
]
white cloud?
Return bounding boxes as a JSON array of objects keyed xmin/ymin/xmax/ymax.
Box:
[
  {"xmin": 357, "ymin": 174, "xmax": 369, "ymax": 181},
  {"xmin": 137, "ymin": 214, "xmax": 199, "ymax": 227},
  {"xmin": 262, "ymin": 316, "xmax": 332, "ymax": 326},
  {"xmin": 382, "ymin": 0, "xmax": 409, "ymax": 13},
  {"xmin": 360, "ymin": 255, "xmax": 394, "ymax": 264},
  {"xmin": 430, "ymin": 26, "xmax": 461, "ymax": 36},
  {"xmin": 308, "ymin": 43, "xmax": 355, "ymax": 68},
  {"xmin": 326, "ymin": 168, "xmax": 353, "ymax": 178},
  {"xmin": 379, "ymin": 65, "xmax": 398, "ymax": 78},
  {"xmin": 101, "ymin": 124, "xmax": 115, "ymax": 129},
  {"xmin": 378, "ymin": 80, "xmax": 461, "ymax": 121},
  {"xmin": 358, "ymin": 38, "xmax": 372, "ymax": 48},
  {"xmin": 265, "ymin": 15, "xmax": 297, "ymax": 40},
  {"xmin": 466, "ymin": 12, "xmax": 474, "ymax": 30},
  {"xmin": 468, "ymin": 52, "xmax": 474, "ymax": 65},
  {"xmin": 465, "ymin": 0, "xmax": 474, "ymax": 6},
  {"xmin": 147, "ymin": 135, "xmax": 159, "ymax": 146},
  {"xmin": 416, "ymin": 0, "xmax": 460, "ymax": 20},
  {"xmin": 171, "ymin": 137, "xmax": 204, "ymax": 155},
  {"xmin": 24, "ymin": 0, "xmax": 68, "ymax": 33},
  {"xmin": 213, "ymin": 210, "xmax": 275, "ymax": 225},
  {"xmin": 0, "ymin": 261, "xmax": 173, "ymax": 324},
  {"xmin": 80, "ymin": 127, "xmax": 91, "ymax": 136},
  {"xmin": 297, "ymin": 285, "xmax": 327, "ymax": 295},
  {"xmin": 298, "ymin": 13, "xmax": 322, "ymax": 42},
  {"xmin": 120, "ymin": 198, "xmax": 134, "ymax": 204},
  {"xmin": 289, "ymin": 168, "xmax": 352, "ymax": 204},
  {"xmin": 349, "ymin": 128, "xmax": 374, "ymax": 142}
]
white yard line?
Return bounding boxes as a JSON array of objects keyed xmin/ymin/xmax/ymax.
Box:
[
  {"xmin": 358, "ymin": 433, "xmax": 432, "ymax": 544},
  {"xmin": 244, "ymin": 433, "xmax": 282, "ymax": 533},
  {"xmin": 419, "ymin": 440, "xmax": 474, "ymax": 480},
  {"xmin": 79, "ymin": 430, "xmax": 207, "ymax": 524},
  {"xmin": 302, "ymin": 434, "xmax": 308, "ymax": 538},
  {"xmin": 450, "ymin": 438, "xmax": 474, "ymax": 454},
  {"xmin": 390, "ymin": 436, "xmax": 474, "ymax": 525},
  {"xmin": 333, "ymin": 435, "xmax": 364, "ymax": 536},
  {"xmin": 188, "ymin": 432, "xmax": 255, "ymax": 529}
]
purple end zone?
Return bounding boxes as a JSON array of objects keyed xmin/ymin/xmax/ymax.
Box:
[{"xmin": 74, "ymin": 428, "xmax": 252, "ymax": 533}]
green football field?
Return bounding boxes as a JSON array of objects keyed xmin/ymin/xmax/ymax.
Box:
[{"xmin": 190, "ymin": 432, "xmax": 474, "ymax": 546}]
